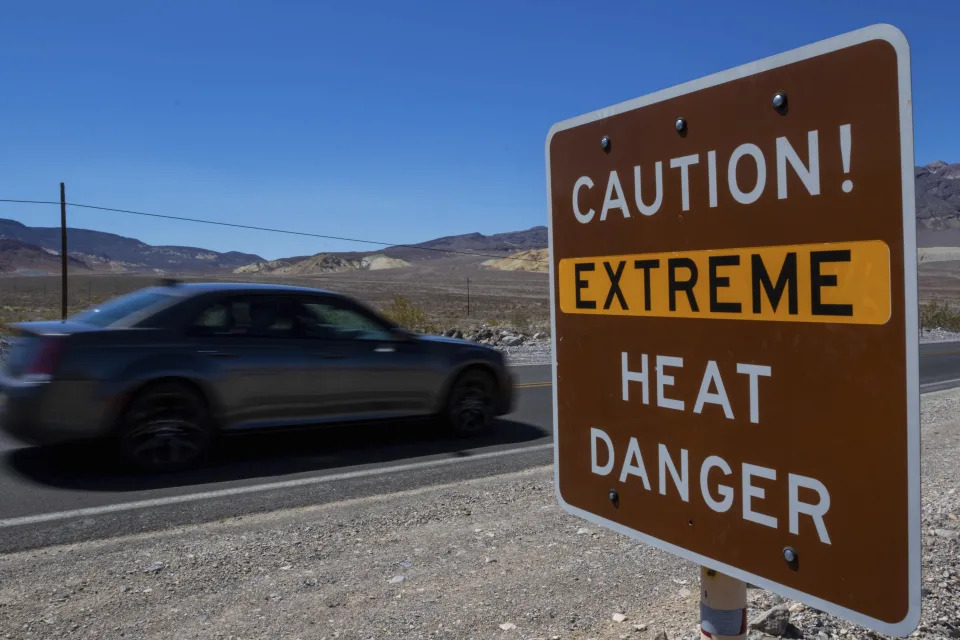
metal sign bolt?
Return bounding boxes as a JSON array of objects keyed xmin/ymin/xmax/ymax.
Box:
[
  {"xmin": 783, "ymin": 546, "xmax": 798, "ymax": 564},
  {"xmin": 675, "ymin": 117, "xmax": 687, "ymax": 134},
  {"xmin": 601, "ymin": 136, "xmax": 611, "ymax": 151},
  {"xmin": 772, "ymin": 91, "xmax": 788, "ymax": 111},
  {"xmin": 608, "ymin": 488, "xmax": 619, "ymax": 508}
]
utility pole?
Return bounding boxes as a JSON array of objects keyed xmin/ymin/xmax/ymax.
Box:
[
  {"xmin": 466, "ymin": 278, "xmax": 470, "ymax": 318},
  {"xmin": 60, "ymin": 182, "xmax": 68, "ymax": 321}
]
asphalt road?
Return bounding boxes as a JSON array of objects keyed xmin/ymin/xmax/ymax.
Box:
[{"xmin": 1, "ymin": 344, "xmax": 959, "ymax": 552}]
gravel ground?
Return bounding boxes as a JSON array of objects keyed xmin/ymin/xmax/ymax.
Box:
[
  {"xmin": 497, "ymin": 340, "xmax": 553, "ymax": 366},
  {"xmin": 920, "ymin": 328, "xmax": 960, "ymax": 344},
  {"xmin": 0, "ymin": 391, "xmax": 958, "ymax": 640}
]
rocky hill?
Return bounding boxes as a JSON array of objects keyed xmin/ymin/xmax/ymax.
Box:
[
  {"xmin": 0, "ymin": 238, "xmax": 91, "ymax": 275},
  {"xmin": 234, "ymin": 253, "xmax": 409, "ymax": 275},
  {"xmin": 916, "ymin": 161, "xmax": 960, "ymax": 247},
  {"xmin": 0, "ymin": 218, "xmax": 262, "ymax": 273},
  {"xmin": 356, "ymin": 226, "xmax": 548, "ymax": 262},
  {"xmin": 482, "ymin": 248, "xmax": 548, "ymax": 273}
]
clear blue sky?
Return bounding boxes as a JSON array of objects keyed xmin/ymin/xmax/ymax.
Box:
[{"xmin": 1, "ymin": 1, "xmax": 956, "ymax": 260}]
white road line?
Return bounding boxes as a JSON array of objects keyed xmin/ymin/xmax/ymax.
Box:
[
  {"xmin": 920, "ymin": 377, "xmax": 960, "ymax": 391},
  {"xmin": 0, "ymin": 442, "xmax": 554, "ymax": 529}
]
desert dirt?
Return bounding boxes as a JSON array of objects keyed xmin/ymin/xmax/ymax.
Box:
[
  {"xmin": 5, "ymin": 253, "xmax": 960, "ymax": 332},
  {"xmin": 1, "ymin": 388, "xmax": 958, "ymax": 640},
  {"xmin": 0, "ymin": 256, "xmax": 550, "ymax": 333}
]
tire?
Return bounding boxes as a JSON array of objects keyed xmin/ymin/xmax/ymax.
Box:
[
  {"xmin": 118, "ymin": 382, "xmax": 214, "ymax": 472},
  {"xmin": 445, "ymin": 369, "xmax": 496, "ymax": 437}
]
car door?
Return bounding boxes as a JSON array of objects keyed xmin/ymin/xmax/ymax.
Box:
[
  {"xmin": 186, "ymin": 294, "xmax": 326, "ymax": 429},
  {"xmin": 296, "ymin": 294, "xmax": 436, "ymax": 421}
]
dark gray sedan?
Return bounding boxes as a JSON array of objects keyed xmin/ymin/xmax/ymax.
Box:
[{"xmin": 0, "ymin": 282, "xmax": 513, "ymax": 471}]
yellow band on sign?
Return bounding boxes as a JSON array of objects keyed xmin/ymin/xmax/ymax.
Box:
[{"xmin": 558, "ymin": 241, "xmax": 891, "ymax": 324}]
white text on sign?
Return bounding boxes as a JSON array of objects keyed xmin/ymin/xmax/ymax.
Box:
[
  {"xmin": 572, "ymin": 125, "xmax": 854, "ymax": 222},
  {"xmin": 586, "ymin": 351, "xmax": 832, "ymax": 545}
]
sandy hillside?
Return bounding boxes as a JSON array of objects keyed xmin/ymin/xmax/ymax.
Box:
[{"xmin": 482, "ymin": 249, "xmax": 548, "ymax": 273}]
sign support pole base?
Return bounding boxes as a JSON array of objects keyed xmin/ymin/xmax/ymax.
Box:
[{"xmin": 700, "ymin": 567, "xmax": 747, "ymax": 640}]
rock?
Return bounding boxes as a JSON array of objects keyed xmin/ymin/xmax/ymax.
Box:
[
  {"xmin": 613, "ymin": 613, "xmax": 628, "ymax": 623},
  {"xmin": 749, "ymin": 605, "xmax": 791, "ymax": 637},
  {"xmin": 678, "ymin": 588, "xmax": 692, "ymax": 598},
  {"xmin": 635, "ymin": 624, "xmax": 648, "ymax": 632},
  {"xmin": 654, "ymin": 631, "xmax": 669, "ymax": 640},
  {"xmin": 501, "ymin": 335, "xmax": 524, "ymax": 347},
  {"xmin": 533, "ymin": 332, "xmax": 547, "ymax": 340},
  {"xmin": 143, "ymin": 562, "xmax": 164, "ymax": 574},
  {"xmin": 387, "ymin": 575, "xmax": 406, "ymax": 584},
  {"xmin": 576, "ymin": 527, "xmax": 590, "ymax": 535},
  {"xmin": 499, "ymin": 622, "xmax": 517, "ymax": 631},
  {"xmin": 934, "ymin": 528, "xmax": 959, "ymax": 539}
]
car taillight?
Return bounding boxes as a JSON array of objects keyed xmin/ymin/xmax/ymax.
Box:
[{"xmin": 27, "ymin": 338, "xmax": 65, "ymax": 376}]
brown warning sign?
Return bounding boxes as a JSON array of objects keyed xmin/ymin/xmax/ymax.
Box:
[{"xmin": 547, "ymin": 25, "xmax": 919, "ymax": 635}]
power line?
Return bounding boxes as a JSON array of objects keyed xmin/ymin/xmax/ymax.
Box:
[{"xmin": 0, "ymin": 198, "xmax": 545, "ymax": 263}]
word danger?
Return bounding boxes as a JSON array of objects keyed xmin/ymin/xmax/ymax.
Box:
[
  {"xmin": 589, "ymin": 431, "xmax": 833, "ymax": 544},
  {"xmin": 572, "ymin": 125, "xmax": 853, "ymax": 222}
]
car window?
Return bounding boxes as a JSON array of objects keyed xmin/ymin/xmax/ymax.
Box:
[
  {"xmin": 300, "ymin": 298, "xmax": 392, "ymax": 341},
  {"xmin": 191, "ymin": 296, "xmax": 304, "ymax": 338},
  {"xmin": 71, "ymin": 289, "xmax": 175, "ymax": 327}
]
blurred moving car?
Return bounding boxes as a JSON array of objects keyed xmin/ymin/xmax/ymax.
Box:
[{"xmin": 0, "ymin": 282, "xmax": 513, "ymax": 471}]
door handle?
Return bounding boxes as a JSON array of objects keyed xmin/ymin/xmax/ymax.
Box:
[
  {"xmin": 374, "ymin": 345, "xmax": 395, "ymax": 353},
  {"xmin": 198, "ymin": 350, "xmax": 235, "ymax": 358}
]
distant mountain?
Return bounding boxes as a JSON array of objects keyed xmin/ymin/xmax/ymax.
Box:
[
  {"xmin": 916, "ymin": 161, "xmax": 960, "ymax": 247},
  {"xmin": 10, "ymin": 166, "xmax": 960, "ymax": 278},
  {"xmin": 0, "ymin": 238, "xmax": 91, "ymax": 275},
  {"xmin": 375, "ymin": 226, "xmax": 548, "ymax": 261},
  {"xmin": 0, "ymin": 218, "xmax": 263, "ymax": 273},
  {"xmin": 234, "ymin": 253, "xmax": 409, "ymax": 275}
]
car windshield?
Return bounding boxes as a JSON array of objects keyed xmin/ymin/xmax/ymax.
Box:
[{"xmin": 70, "ymin": 289, "xmax": 174, "ymax": 327}]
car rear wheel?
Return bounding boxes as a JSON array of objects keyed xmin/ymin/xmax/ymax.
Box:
[
  {"xmin": 445, "ymin": 369, "xmax": 496, "ymax": 437},
  {"xmin": 118, "ymin": 382, "xmax": 214, "ymax": 472}
]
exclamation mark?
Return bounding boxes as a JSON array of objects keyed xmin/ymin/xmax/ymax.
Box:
[{"xmin": 840, "ymin": 124, "xmax": 853, "ymax": 193}]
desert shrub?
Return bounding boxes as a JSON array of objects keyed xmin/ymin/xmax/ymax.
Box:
[
  {"xmin": 380, "ymin": 293, "xmax": 437, "ymax": 333},
  {"xmin": 920, "ymin": 299, "xmax": 960, "ymax": 332}
]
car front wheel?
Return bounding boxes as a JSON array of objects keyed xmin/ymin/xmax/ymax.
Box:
[
  {"xmin": 118, "ymin": 382, "xmax": 214, "ymax": 472},
  {"xmin": 445, "ymin": 369, "xmax": 496, "ymax": 437}
]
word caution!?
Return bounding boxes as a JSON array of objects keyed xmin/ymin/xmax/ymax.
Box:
[{"xmin": 571, "ymin": 125, "xmax": 854, "ymax": 223}]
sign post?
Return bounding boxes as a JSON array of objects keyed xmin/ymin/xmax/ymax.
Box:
[{"xmin": 547, "ymin": 24, "xmax": 919, "ymax": 636}]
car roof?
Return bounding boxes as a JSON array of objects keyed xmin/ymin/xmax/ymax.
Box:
[{"xmin": 153, "ymin": 281, "xmax": 340, "ymax": 297}]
